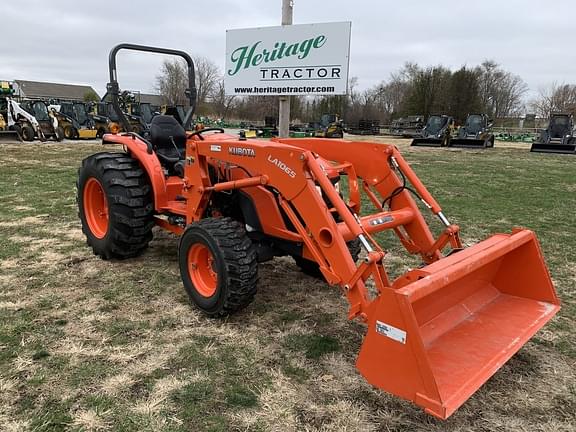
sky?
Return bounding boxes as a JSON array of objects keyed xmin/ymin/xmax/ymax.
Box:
[{"xmin": 1, "ymin": 0, "xmax": 575, "ymax": 100}]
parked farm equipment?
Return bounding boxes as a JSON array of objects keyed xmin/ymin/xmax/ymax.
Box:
[
  {"xmin": 495, "ymin": 131, "xmax": 535, "ymax": 143},
  {"xmin": 347, "ymin": 119, "xmax": 380, "ymax": 135},
  {"xmin": 0, "ymin": 112, "xmax": 21, "ymax": 142},
  {"xmin": 411, "ymin": 115, "xmax": 454, "ymax": 147},
  {"xmin": 0, "ymin": 82, "xmax": 23, "ymax": 142},
  {"xmin": 314, "ymin": 113, "xmax": 343, "ymax": 138},
  {"xmin": 20, "ymin": 100, "xmax": 64, "ymax": 141},
  {"xmin": 77, "ymin": 44, "xmax": 560, "ymax": 420},
  {"xmin": 530, "ymin": 113, "xmax": 576, "ymax": 154},
  {"xmin": 55, "ymin": 102, "xmax": 98, "ymax": 139},
  {"xmin": 390, "ymin": 115, "xmax": 424, "ymax": 138},
  {"xmin": 3, "ymin": 98, "xmax": 62, "ymax": 142},
  {"xmin": 86, "ymin": 102, "xmax": 112, "ymax": 137},
  {"xmin": 449, "ymin": 114, "xmax": 494, "ymax": 148}
]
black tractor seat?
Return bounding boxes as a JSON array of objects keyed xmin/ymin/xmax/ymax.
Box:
[{"xmin": 150, "ymin": 115, "xmax": 186, "ymax": 176}]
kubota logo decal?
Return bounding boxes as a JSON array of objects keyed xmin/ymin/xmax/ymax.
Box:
[
  {"xmin": 267, "ymin": 155, "xmax": 296, "ymax": 178},
  {"xmin": 229, "ymin": 146, "xmax": 255, "ymax": 157}
]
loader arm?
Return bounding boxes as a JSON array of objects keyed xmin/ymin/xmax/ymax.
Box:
[{"xmin": 273, "ymin": 138, "xmax": 462, "ymax": 261}]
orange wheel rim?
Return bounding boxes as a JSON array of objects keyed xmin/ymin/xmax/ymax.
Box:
[
  {"xmin": 83, "ymin": 178, "xmax": 109, "ymax": 239},
  {"xmin": 187, "ymin": 243, "xmax": 218, "ymax": 297}
]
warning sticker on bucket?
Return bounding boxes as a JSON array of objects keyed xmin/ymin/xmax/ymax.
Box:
[{"xmin": 376, "ymin": 321, "xmax": 407, "ymax": 344}]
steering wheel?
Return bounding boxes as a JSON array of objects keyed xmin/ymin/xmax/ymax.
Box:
[{"xmin": 187, "ymin": 127, "xmax": 225, "ymax": 140}]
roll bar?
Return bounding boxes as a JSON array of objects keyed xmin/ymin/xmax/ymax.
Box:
[{"xmin": 105, "ymin": 43, "xmax": 197, "ymax": 131}]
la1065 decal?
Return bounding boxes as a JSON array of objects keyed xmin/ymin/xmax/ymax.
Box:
[{"xmin": 268, "ymin": 155, "xmax": 296, "ymax": 178}]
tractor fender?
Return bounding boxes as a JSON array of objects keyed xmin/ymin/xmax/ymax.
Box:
[{"xmin": 102, "ymin": 133, "xmax": 167, "ymax": 210}]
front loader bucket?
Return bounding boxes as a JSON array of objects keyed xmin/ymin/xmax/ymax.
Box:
[
  {"xmin": 0, "ymin": 130, "xmax": 22, "ymax": 142},
  {"xmin": 411, "ymin": 138, "xmax": 444, "ymax": 147},
  {"xmin": 530, "ymin": 142, "xmax": 576, "ymax": 154},
  {"xmin": 449, "ymin": 138, "xmax": 490, "ymax": 148},
  {"xmin": 78, "ymin": 129, "xmax": 98, "ymax": 139},
  {"xmin": 357, "ymin": 229, "xmax": 559, "ymax": 419}
]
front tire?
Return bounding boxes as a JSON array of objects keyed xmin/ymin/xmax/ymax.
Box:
[
  {"xmin": 179, "ymin": 218, "xmax": 258, "ymax": 317},
  {"xmin": 55, "ymin": 126, "xmax": 64, "ymax": 142},
  {"xmin": 21, "ymin": 124, "xmax": 35, "ymax": 141},
  {"xmin": 77, "ymin": 152, "xmax": 154, "ymax": 259}
]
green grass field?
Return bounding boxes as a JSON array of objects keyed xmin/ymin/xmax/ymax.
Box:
[{"xmin": 0, "ymin": 138, "xmax": 574, "ymax": 431}]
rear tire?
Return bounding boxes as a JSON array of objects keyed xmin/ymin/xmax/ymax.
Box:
[
  {"xmin": 77, "ymin": 152, "xmax": 154, "ymax": 259},
  {"xmin": 21, "ymin": 124, "xmax": 35, "ymax": 141},
  {"xmin": 179, "ymin": 217, "xmax": 258, "ymax": 317}
]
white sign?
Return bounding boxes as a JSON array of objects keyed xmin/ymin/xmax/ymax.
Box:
[{"xmin": 225, "ymin": 21, "xmax": 351, "ymax": 96}]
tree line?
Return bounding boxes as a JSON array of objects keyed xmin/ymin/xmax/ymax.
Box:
[{"xmin": 156, "ymin": 58, "xmax": 576, "ymax": 125}]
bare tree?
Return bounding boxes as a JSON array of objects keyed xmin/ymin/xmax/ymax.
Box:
[
  {"xmin": 155, "ymin": 59, "xmax": 188, "ymax": 106},
  {"xmin": 406, "ymin": 65, "xmax": 452, "ymax": 117},
  {"xmin": 235, "ymin": 96, "xmax": 280, "ymax": 121},
  {"xmin": 156, "ymin": 56, "xmax": 221, "ymax": 113},
  {"xmin": 529, "ymin": 83, "xmax": 576, "ymax": 118},
  {"xmin": 347, "ymin": 77, "xmax": 360, "ymax": 105},
  {"xmin": 212, "ymin": 79, "xmax": 237, "ymax": 119},
  {"xmin": 194, "ymin": 55, "xmax": 220, "ymax": 111},
  {"xmin": 370, "ymin": 70, "xmax": 413, "ymax": 123},
  {"xmin": 476, "ymin": 60, "xmax": 528, "ymax": 118},
  {"xmin": 375, "ymin": 79, "xmax": 410, "ymax": 118}
]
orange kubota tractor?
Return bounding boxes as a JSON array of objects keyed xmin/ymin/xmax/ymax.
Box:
[{"xmin": 77, "ymin": 45, "xmax": 560, "ymax": 419}]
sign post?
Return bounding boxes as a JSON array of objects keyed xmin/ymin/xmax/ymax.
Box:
[{"xmin": 278, "ymin": 0, "xmax": 293, "ymax": 138}]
